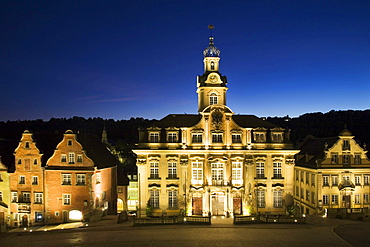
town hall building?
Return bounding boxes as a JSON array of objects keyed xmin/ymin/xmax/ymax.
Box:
[{"xmin": 134, "ymin": 34, "xmax": 300, "ymax": 217}]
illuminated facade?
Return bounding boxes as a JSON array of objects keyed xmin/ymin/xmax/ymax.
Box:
[
  {"xmin": 295, "ymin": 129, "xmax": 370, "ymax": 215},
  {"xmin": 44, "ymin": 130, "xmax": 118, "ymax": 224},
  {"xmin": 10, "ymin": 130, "xmax": 45, "ymax": 227},
  {"xmin": 0, "ymin": 157, "xmax": 10, "ymax": 231},
  {"xmin": 134, "ymin": 35, "xmax": 299, "ymax": 217}
]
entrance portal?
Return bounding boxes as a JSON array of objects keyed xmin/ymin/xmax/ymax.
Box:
[
  {"xmin": 192, "ymin": 197, "xmax": 202, "ymax": 215},
  {"xmin": 212, "ymin": 195, "xmax": 225, "ymax": 216}
]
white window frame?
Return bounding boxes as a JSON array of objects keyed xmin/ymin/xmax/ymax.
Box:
[
  {"xmin": 63, "ymin": 194, "xmax": 71, "ymax": 205},
  {"xmin": 211, "ymin": 162, "xmax": 224, "ymax": 182},
  {"xmin": 355, "ymin": 194, "xmax": 361, "ymax": 204},
  {"xmin": 323, "ymin": 195, "xmax": 329, "ymax": 205},
  {"xmin": 34, "ymin": 192, "xmax": 43, "ymax": 204},
  {"xmin": 192, "ymin": 133, "xmax": 203, "ymax": 143},
  {"xmin": 62, "ymin": 173, "xmax": 72, "ymax": 185},
  {"xmin": 212, "ymin": 133, "xmax": 223, "ymax": 143},
  {"xmin": 149, "ymin": 132, "xmax": 160, "ymax": 143},
  {"xmin": 76, "ymin": 174, "xmax": 86, "ymax": 185},
  {"xmin": 22, "ymin": 192, "xmax": 30, "ymax": 203},
  {"xmin": 257, "ymin": 190, "xmax": 265, "ymax": 208},
  {"xmin": 332, "ymin": 176, "xmax": 338, "ymax": 186},
  {"xmin": 168, "ymin": 190, "xmax": 178, "ymax": 208},
  {"xmin": 273, "ymin": 190, "xmax": 283, "ymax": 208},
  {"xmin": 256, "ymin": 162, "xmax": 265, "ymax": 179},
  {"xmin": 232, "ymin": 161, "xmax": 242, "ymax": 183},
  {"xmin": 273, "ymin": 162, "xmax": 282, "ymax": 179},
  {"xmin": 231, "ymin": 134, "xmax": 241, "ymax": 143},
  {"xmin": 11, "ymin": 192, "xmax": 18, "ymax": 203},
  {"xmin": 69, "ymin": 153, "xmax": 75, "ymax": 164},
  {"xmin": 150, "ymin": 162, "xmax": 159, "ymax": 179},
  {"xmin": 331, "ymin": 194, "xmax": 338, "ymax": 205},
  {"xmin": 150, "ymin": 190, "xmax": 159, "ymax": 208},
  {"xmin": 323, "ymin": 176, "xmax": 329, "ymax": 186},
  {"xmin": 191, "ymin": 161, "xmax": 203, "ymax": 184},
  {"xmin": 167, "ymin": 132, "xmax": 177, "ymax": 143},
  {"xmin": 167, "ymin": 162, "xmax": 177, "ymax": 179},
  {"xmin": 209, "ymin": 93, "xmax": 218, "ymax": 105}
]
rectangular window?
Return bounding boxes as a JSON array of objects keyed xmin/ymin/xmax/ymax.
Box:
[
  {"xmin": 167, "ymin": 133, "xmax": 177, "ymax": 143},
  {"xmin": 331, "ymin": 153, "xmax": 338, "ymax": 164},
  {"xmin": 62, "ymin": 174, "xmax": 72, "ymax": 185},
  {"xmin": 311, "ymin": 192, "xmax": 315, "ymax": 204},
  {"xmin": 232, "ymin": 162, "xmax": 242, "ymax": 181},
  {"xmin": 34, "ymin": 159, "xmax": 38, "ymax": 165},
  {"xmin": 212, "ymin": 133, "xmax": 223, "ymax": 143},
  {"xmin": 273, "ymin": 190, "xmax": 283, "ymax": 208},
  {"xmin": 343, "ymin": 175, "xmax": 350, "ymax": 182},
  {"xmin": 63, "ymin": 194, "xmax": 71, "ymax": 205},
  {"xmin": 301, "ymin": 171, "xmax": 304, "ymax": 182},
  {"xmin": 255, "ymin": 133, "xmax": 265, "ymax": 143},
  {"xmin": 296, "ymin": 170, "xmax": 299, "ymax": 181},
  {"xmin": 306, "ymin": 172, "xmax": 309, "ymax": 184},
  {"xmin": 149, "ymin": 132, "xmax": 159, "ymax": 143},
  {"xmin": 168, "ymin": 190, "xmax": 178, "ymax": 208},
  {"xmin": 22, "ymin": 192, "xmax": 30, "ymax": 203},
  {"xmin": 96, "ymin": 173, "xmax": 101, "ymax": 184},
  {"xmin": 31, "ymin": 176, "xmax": 38, "ymax": 185},
  {"xmin": 332, "ymin": 194, "xmax": 338, "ymax": 205},
  {"xmin": 295, "ymin": 186, "xmax": 299, "ymax": 197},
  {"xmin": 69, "ymin": 153, "xmax": 75, "ymax": 164},
  {"xmin": 19, "ymin": 176, "xmax": 25, "ymax": 184},
  {"xmin": 150, "ymin": 162, "xmax": 159, "ymax": 179},
  {"xmin": 343, "ymin": 155, "xmax": 350, "ymax": 165},
  {"xmin": 355, "ymin": 194, "xmax": 361, "ymax": 204},
  {"xmin": 272, "ymin": 133, "xmax": 283, "ymax": 143},
  {"xmin": 306, "ymin": 190, "xmax": 310, "ymax": 201},
  {"xmin": 256, "ymin": 162, "xmax": 265, "ymax": 179},
  {"xmin": 0, "ymin": 191, "xmax": 2, "ymax": 201},
  {"xmin": 192, "ymin": 162, "xmax": 203, "ymax": 183},
  {"xmin": 300, "ymin": 188, "xmax": 304, "ymax": 199},
  {"xmin": 61, "ymin": 154, "xmax": 67, "ymax": 162},
  {"xmin": 77, "ymin": 155, "xmax": 83, "ymax": 162},
  {"xmin": 311, "ymin": 174, "xmax": 315, "ymax": 186},
  {"xmin": 232, "ymin": 134, "xmax": 241, "ymax": 143},
  {"xmin": 211, "ymin": 163, "xmax": 224, "ymax": 183},
  {"xmin": 332, "ymin": 176, "xmax": 338, "ymax": 186},
  {"xmin": 364, "ymin": 194, "xmax": 369, "ymax": 204},
  {"xmin": 257, "ymin": 190, "xmax": 265, "ymax": 208},
  {"xmin": 343, "ymin": 140, "xmax": 350, "ymax": 150},
  {"xmin": 192, "ymin": 134, "xmax": 203, "ymax": 143},
  {"xmin": 365, "ymin": 175, "xmax": 370, "ymax": 186},
  {"xmin": 354, "ymin": 154, "xmax": 361, "ymax": 164},
  {"xmin": 323, "ymin": 195, "xmax": 329, "ymax": 205},
  {"xmin": 273, "ymin": 162, "xmax": 282, "ymax": 179},
  {"xmin": 323, "ymin": 176, "xmax": 329, "ymax": 186},
  {"xmin": 11, "ymin": 192, "xmax": 18, "ymax": 203},
  {"xmin": 150, "ymin": 190, "xmax": 159, "ymax": 208},
  {"xmin": 355, "ymin": 176, "xmax": 361, "ymax": 186},
  {"xmin": 35, "ymin": 212, "xmax": 43, "ymax": 222},
  {"xmin": 34, "ymin": 193, "xmax": 43, "ymax": 204},
  {"xmin": 76, "ymin": 174, "xmax": 86, "ymax": 185},
  {"xmin": 168, "ymin": 162, "xmax": 177, "ymax": 179},
  {"xmin": 67, "ymin": 140, "xmax": 73, "ymax": 146}
]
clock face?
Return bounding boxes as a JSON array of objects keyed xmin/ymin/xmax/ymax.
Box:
[{"xmin": 208, "ymin": 74, "xmax": 218, "ymax": 83}]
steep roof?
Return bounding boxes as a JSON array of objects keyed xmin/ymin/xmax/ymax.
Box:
[
  {"xmin": 232, "ymin": 115, "xmax": 278, "ymax": 128},
  {"xmin": 295, "ymin": 136, "xmax": 339, "ymax": 168},
  {"xmin": 156, "ymin": 114, "xmax": 202, "ymax": 128},
  {"xmin": 76, "ymin": 133, "xmax": 120, "ymax": 169},
  {"xmin": 155, "ymin": 114, "xmax": 278, "ymax": 129}
]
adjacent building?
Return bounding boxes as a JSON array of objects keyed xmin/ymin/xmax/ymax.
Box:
[
  {"xmin": 0, "ymin": 157, "xmax": 10, "ymax": 231},
  {"xmin": 134, "ymin": 35, "xmax": 299, "ymax": 217},
  {"xmin": 295, "ymin": 129, "xmax": 370, "ymax": 216}
]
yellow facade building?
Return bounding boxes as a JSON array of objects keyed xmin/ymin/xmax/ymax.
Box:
[
  {"xmin": 295, "ymin": 129, "xmax": 370, "ymax": 217},
  {"xmin": 134, "ymin": 35, "xmax": 299, "ymax": 217}
]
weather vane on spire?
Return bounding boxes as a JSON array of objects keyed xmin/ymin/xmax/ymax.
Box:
[{"xmin": 208, "ymin": 24, "xmax": 215, "ymax": 36}]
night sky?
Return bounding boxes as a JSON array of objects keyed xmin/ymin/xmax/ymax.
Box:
[{"xmin": 1, "ymin": 0, "xmax": 369, "ymax": 122}]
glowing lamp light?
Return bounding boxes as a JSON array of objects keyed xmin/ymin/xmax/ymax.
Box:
[
  {"xmin": 69, "ymin": 210, "xmax": 83, "ymax": 221},
  {"xmin": 294, "ymin": 219, "xmax": 297, "ymax": 223}
]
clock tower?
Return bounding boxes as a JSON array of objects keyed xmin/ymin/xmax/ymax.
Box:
[{"xmin": 197, "ymin": 33, "xmax": 228, "ymax": 113}]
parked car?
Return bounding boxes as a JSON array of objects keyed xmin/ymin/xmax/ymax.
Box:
[{"xmin": 128, "ymin": 211, "xmax": 137, "ymax": 217}]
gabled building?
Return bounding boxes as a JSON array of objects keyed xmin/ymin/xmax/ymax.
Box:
[
  {"xmin": 294, "ymin": 129, "xmax": 370, "ymax": 216},
  {"xmin": 0, "ymin": 156, "xmax": 10, "ymax": 231},
  {"xmin": 44, "ymin": 130, "xmax": 118, "ymax": 224},
  {"xmin": 10, "ymin": 130, "xmax": 44, "ymax": 227},
  {"xmin": 134, "ymin": 35, "xmax": 299, "ymax": 217}
]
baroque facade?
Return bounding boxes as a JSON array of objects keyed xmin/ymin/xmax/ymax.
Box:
[
  {"xmin": 295, "ymin": 129, "xmax": 370, "ymax": 216},
  {"xmin": 134, "ymin": 35, "xmax": 299, "ymax": 217}
]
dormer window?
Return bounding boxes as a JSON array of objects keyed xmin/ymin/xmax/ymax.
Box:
[
  {"xmin": 69, "ymin": 153, "xmax": 75, "ymax": 164},
  {"xmin": 67, "ymin": 140, "xmax": 73, "ymax": 146},
  {"xmin": 210, "ymin": 93, "xmax": 218, "ymax": 105},
  {"xmin": 254, "ymin": 133, "xmax": 265, "ymax": 143},
  {"xmin": 61, "ymin": 154, "xmax": 67, "ymax": 162},
  {"xmin": 167, "ymin": 132, "xmax": 177, "ymax": 143},
  {"xmin": 272, "ymin": 133, "xmax": 283, "ymax": 143},
  {"xmin": 343, "ymin": 140, "xmax": 350, "ymax": 150},
  {"xmin": 331, "ymin": 153, "xmax": 338, "ymax": 164},
  {"xmin": 192, "ymin": 133, "xmax": 203, "ymax": 143},
  {"xmin": 25, "ymin": 142, "xmax": 30, "ymax": 148},
  {"xmin": 212, "ymin": 133, "xmax": 223, "ymax": 143},
  {"xmin": 149, "ymin": 132, "xmax": 160, "ymax": 143},
  {"xmin": 232, "ymin": 134, "xmax": 241, "ymax": 143}
]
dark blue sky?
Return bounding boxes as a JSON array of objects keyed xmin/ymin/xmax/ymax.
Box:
[{"xmin": 1, "ymin": 0, "xmax": 369, "ymax": 121}]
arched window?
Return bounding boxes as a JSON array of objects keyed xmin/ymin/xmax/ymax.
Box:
[
  {"xmin": 210, "ymin": 93, "xmax": 218, "ymax": 105},
  {"xmin": 211, "ymin": 61, "xmax": 215, "ymax": 70}
]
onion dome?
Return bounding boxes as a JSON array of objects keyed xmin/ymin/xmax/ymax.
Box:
[{"xmin": 203, "ymin": 36, "xmax": 220, "ymax": 57}]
